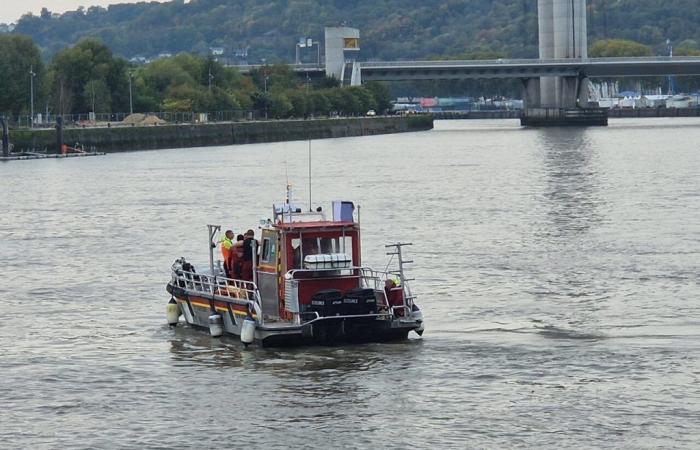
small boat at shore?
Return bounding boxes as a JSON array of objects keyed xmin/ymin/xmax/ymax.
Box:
[{"xmin": 165, "ymin": 189, "xmax": 424, "ymax": 347}]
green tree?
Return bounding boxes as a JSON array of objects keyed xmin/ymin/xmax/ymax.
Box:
[
  {"xmin": 49, "ymin": 38, "xmax": 129, "ymax": 114},
  {"xmin": 675, "ymin": 47, "xmax": 700, "ymax": 56},
  {"xmin": 308, "ymin": 91, "xmax": 331, "ymax": 116},
  {"xmin": 268, "ymin": 91, "xmax": 292, "ymax": 118},
  {"xmin": 347, "ymin": 86, "xmax": 377, "ymax": 113},
  {"xmin": 339, "ymin": 89, "xmax": 362, "ymax": 116},
  {"xmin": 83, "ymin": 79, "xmax": 111, "ymax": 113},
  {"xmin": 0, "ymin": 35, "xmax": 45, "ymax": 118},
  {"xmin": 287, "ymin": 90, "xmax": 309, "ymax": 118},
  {"xmin": 364, "ymin": 82, "xmax": 392, "ymax": 113},
  {"xmin": 589, "ymin": 39, "xmax": 653, "ymax": 57}
]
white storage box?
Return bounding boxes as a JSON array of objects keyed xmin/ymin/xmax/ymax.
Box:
[{"xmin": 304, "ymin": 253, "xmax": 352, "ymax": 270}]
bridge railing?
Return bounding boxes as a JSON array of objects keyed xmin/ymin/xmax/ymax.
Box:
[
  {"xmin": 226, "ymin": 56, "xmax": 700, "ymax": 74},
  {"xmin": 360, "ymin": 56, "xmax": 700, "ymax": 68}
]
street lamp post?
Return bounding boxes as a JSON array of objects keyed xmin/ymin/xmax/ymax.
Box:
[
  {"xmin": 128, "ymin": 71, "xmax": 134, "ymax": 115},
  {"xmin": 666, "ymin": 39, "xmax": 674, "ymax": 95},
  {"xmin": 296, "ymin": 39, "xmax": 321, "ymax": 67},
  {"xmin": 29, "ymin": 65, "xmax": 36, "ymax": 128}
]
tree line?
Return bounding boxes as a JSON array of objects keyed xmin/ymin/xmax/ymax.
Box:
[
  {"xmin": 6, "ymin": 0, "xmax": 700, "ymax": 64},
  {"xmin": 0, "ymin": 35, "xmax": 392, "ymax": 120}
]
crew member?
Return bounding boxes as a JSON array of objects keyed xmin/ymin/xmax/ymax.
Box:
[
  {"xmin": 240, "ymin": 229, "xmax": 258, "ymax": 282},
  {"xmin": 220, "ymin": 230, "xmax": 234, "ymax": 276},
  {"xmin": 228, "ymin": 234, "xmax": 245, "ymax": 279},
  {"xmin": 385, "ymin": 277, "xmax": 405, "ymax": 317}
]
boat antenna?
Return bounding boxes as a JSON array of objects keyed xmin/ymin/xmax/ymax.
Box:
[
  {"xmin": 308, "ymin": 139, "xmax": 312, "ymax": 212},
  {"xmin": 285, "ymin": 152, "xmax": 289, "ymax": 197}
]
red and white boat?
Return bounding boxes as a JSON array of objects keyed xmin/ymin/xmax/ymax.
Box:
[{"xmin": 165, "ymin": 189, "xmax": 424, "ymax": 347}]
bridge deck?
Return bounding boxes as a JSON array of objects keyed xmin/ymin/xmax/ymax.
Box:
[{"xmin": 232, "ymin": 57, "xmax": 700, "ymax": 80}]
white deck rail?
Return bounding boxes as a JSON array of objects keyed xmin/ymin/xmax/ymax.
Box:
[{"xmin": 171, "ymin": 269, "xmax": 264, "ymax": 323}]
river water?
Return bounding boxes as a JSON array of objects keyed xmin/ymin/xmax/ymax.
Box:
[{"xmin": 1, "ymin": 118, "xmax": 699, "ymax": 449}]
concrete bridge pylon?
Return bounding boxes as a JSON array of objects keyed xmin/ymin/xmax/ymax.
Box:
[{"xmin": 537, "ymin": 0, "xmax": 588, "ymax": 108}]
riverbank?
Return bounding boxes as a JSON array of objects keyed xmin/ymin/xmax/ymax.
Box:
[
  {"xmin": 8, "ymin": 116, "xmax": 433, "ymax": 153},
  {"xmin": 426, "ymin": 108, "xmax": 700, "ymax": 120}
]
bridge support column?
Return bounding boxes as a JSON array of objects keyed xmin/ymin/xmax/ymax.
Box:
[
  {"xmin": 528, "ymin": 0, "xmax": 605, "ymax": 126},
  {"xmin": 539, "ymin": 0, "xmax": 588, "ymax": 108},
  {"xmin": 521, "ymin": 78, "xmax": 541, "ymax": 109},
  {"xmin": 557, "ymin": 76, "xmax": 586, "ymax": 109}
]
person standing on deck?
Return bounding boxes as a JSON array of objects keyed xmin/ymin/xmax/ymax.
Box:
[
  {"xmin": 240, "ymin": 229, "xmax": 258, "ymax": 282},
  {"xmin": 220, "ymin": 230, "xmax": 235, "ymax": 276},
  {"xmin": 228, "ymin": 234, "xmax": 245, "ymax": 279}
]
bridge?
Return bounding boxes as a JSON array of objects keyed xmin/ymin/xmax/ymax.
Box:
[
  {"xmin": 263, "ymin": 57, "xmax": 700, "ymax": 81},
  {"xmin": 240, "ymin": 0, "xmax": 700, "ymax": 125}
]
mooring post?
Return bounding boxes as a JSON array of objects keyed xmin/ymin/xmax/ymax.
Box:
[
  {"xmin": 1, "ymin": 116, "xmax": 9, "ymax": 157},
  {"xmin": 55, "ymin": 116, "xmax": 64, "ymax": 154}
]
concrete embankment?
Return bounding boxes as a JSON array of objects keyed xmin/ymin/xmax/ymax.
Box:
[
  {"xmin": 607, "ymin": 108, "xmax": 700, "ymax": 118},
  {"xmin": 432, "ymin": 111, "xmax": 521, "ymax": 120},
  {"xmin": 9, "ymin": 116, "xmax": 433, "ymax": 153}
]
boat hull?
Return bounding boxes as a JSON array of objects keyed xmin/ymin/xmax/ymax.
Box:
[{"xmin": 167, "ymin": 283, "xmax": 421, "ymax": 347}]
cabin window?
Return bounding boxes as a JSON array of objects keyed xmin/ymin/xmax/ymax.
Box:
[
  {"xmin": 291, "ymin": 238, "xmax": 302, "ymax": 269},
  {"xmin": 302, "ymin": 237, "xmax": 321, "ymax": 256},
  {"xmin": 290, "ymin": 235, "xmax": 355, "ymax": 269},
  {"xmin": 320, "ymin": 237, "xmax": 336, "ymax": 253},
  {"xmin": 261, "ymin": 237, "xmax": 276, "ymax": 264},
  {"xmin": 341, "ymin": 236, "xmax": 353, "ymax": 257}
]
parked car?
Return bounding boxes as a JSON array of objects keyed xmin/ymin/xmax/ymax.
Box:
[{"xmin": 366, "ymin": 110, "xmax": 376, "ymax": 116}]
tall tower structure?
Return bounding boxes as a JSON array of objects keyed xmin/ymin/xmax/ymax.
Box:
[
  {"xmin": 324, "ymin": 27, "xmax": 361, "ymax": 85},
  {"xmin": 538, "ymin": 0, "xmax": 588, "ymax": 108}
]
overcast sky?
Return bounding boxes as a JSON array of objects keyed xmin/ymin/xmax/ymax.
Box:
[{"xmin": 1, "ymin": 1, "xmax": 166, "ymax": 24}]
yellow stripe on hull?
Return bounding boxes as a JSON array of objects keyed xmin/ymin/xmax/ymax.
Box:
[{"xmin": 177, "ymin": 299, "xmax": 257, "ymax": 319}]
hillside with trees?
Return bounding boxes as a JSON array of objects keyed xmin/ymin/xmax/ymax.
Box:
[
  {"xmin": 4, "ymin": 0, "xmax": 700, "ymax": 62},
  {"xmin": 0, "ymin": 35, "xmax": 392, "ymax": 121}
]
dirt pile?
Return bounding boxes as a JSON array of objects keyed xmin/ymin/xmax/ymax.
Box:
[{"xmin": 123, "ymin": 114, "xmax": 166, "ymax": 125}]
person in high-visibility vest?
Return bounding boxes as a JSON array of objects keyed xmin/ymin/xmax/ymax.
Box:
[{"xmin": 220, "ymin": 230, "xmax": 234, "ymax": 276}]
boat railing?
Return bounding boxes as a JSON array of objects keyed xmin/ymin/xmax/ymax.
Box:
[
  {"xmin": 282, "ymin": 266, "xmax": 415, "ymax": 321},
  {"xmin": 171, "ymin": 269, "xmax": 264, "ymax": 323},
  {"xmin": 359, "ymin": 268, "xmax": 416, "ymax": 316},
  {"xmin": 284, "ymin": 267, "xmax": 362, "ymax": 322}
]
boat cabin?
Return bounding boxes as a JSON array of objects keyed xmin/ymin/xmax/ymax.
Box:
[{"xmin": 255, "ymin": 202, "xmax": 364, "ymax": 322}]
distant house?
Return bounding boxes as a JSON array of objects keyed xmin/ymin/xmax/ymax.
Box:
[
  {"xmin": 210, "ymin": 47, "xmax": 225, "ymax": 56},
  {"xmin": 157, "ymin": 52, "xmax": 173, "ymax": 59},
  {"xmin": 129, "ymin": 56, "xmax": 150, "ymax": 65},
  {"xmin": 232, "ymin": 47, "xmax": 249, "ymax": 58}
]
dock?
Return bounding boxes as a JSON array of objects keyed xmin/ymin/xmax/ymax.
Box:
[{"xmin": 0, "ymin": 152, "xmax": 105, "ymax": 161}]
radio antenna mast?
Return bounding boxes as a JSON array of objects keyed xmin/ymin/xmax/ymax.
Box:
[{"xmin": 308, "ymin": 139, "xmax": 312, "ymax": 212}]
